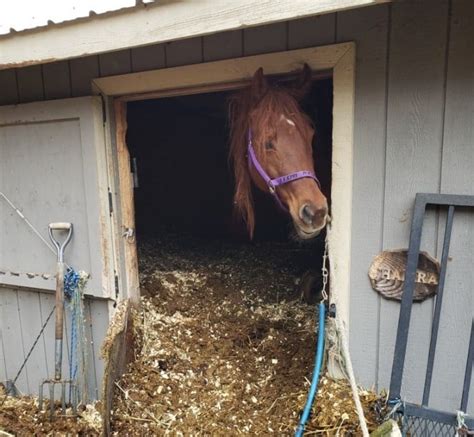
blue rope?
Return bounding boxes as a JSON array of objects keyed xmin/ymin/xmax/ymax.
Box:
[
  {"xmin": 64, "ymin": 267, "xmax": 80, "ymax": 401},
  {"xmin": 64, "ymin": 267, "xmax": 80, "ymax": 298},
  {"xmin": 295, "ymin": 302, "xmax": 326, "ymax": 437}
]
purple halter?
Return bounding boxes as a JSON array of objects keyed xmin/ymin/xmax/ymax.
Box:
[{"xmin": 247, "ymin": 130, "xmax": 320, "ymax": 211}]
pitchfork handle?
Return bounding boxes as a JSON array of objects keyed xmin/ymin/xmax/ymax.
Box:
[
  {"xmin": 55, "ymin": 261, "xmax": 65, "ymax": 379},
  {"xmin": 48, "ymin": 223, "xmax": 73, "ymax": 380}
]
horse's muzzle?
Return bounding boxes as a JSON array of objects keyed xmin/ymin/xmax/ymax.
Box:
[{"xmin": 293, "ymin": 203, "xmax": 328, "ymax": 239}]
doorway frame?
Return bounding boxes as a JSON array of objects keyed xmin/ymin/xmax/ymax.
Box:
[{"xmin": 94, "ymin": 42, "xmax": 355, "ymax": 327}]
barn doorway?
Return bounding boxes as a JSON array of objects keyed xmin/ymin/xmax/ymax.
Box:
[
  {"xmin": 110, "ymin": 79, "xmax": 335, "ymax": 432},
  {"xmin": 125, "ymin": 78, "xmax": 333, "ymax": 300}
]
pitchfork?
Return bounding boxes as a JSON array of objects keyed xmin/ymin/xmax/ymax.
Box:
[{"xmin": 39, "ymin": 222, "xmax": 78, "ymax": 418}]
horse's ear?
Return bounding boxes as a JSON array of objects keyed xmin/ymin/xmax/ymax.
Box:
[
  {"xmin": 251, "ymin": 67, "xmax": 269, "ymax": 103},
  {"xmin": 289, "ymin": 63, "xmax": 313, "ymax": 101}
]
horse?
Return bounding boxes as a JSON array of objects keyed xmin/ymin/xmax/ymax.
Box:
[{"xmin": 229, "ymin": 64, "xmax": 329, "ymax": 241}]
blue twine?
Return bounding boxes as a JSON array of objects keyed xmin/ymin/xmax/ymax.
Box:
[
  {"xmin": 64, "ymin": 267, "xmax": 80, "ymax": 299},
  {"xmin": 64, "ymin": 267, "xmax": 80, "ymax": 401}
]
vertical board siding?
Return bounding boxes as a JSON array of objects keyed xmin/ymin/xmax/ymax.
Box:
[
  {"xmin": 243, "ymin": 22, "xmax": 287, "ymax": 56},
  {"xmin": 0, "ymin": 325, "xmax": 7, "ymax": 385},
  {"xmin": 0, "ymin": 289, "xmax": 29, "ymax": 392},
  {"xmin": 0, "ymin": 69, "xmax": 18, "ymax": 105},
  {"xmin": 70, "ymin": 56, "xmax": 100, "ymax": 97},
  {"xmin": 0, "ymin": 287, "xmax": 107, "ymax": 399},
  {"xmin": 378, "ymin": 0, "xmax": 450, "ymax": 404},
  {"xmin": 42, "ymin": 61, "xmax": 71, "ymax": 100},
  {"xmin": 429, "ymin": 0, "xmax": 474, "ymax": 413},
  {"xmin": 99, "ymin": 50, "xmax": 132, "ymax": 77},
  {"xmin": 86, "ymin": 299, "xmax": 110, "ymax": 400},
  {"xmin": 336, "ymin": 4, "xmax": 389, "ymax": 389},
  {"xmin": 16, "ymin": 291, "xmax": 49, "ymax": 394},
  {"xmin": 131, "ymin": 44, "xmax": 166, "ymax": 72},
  {"xmin": 288, "ymin": 14, "xmax": 336, "ymax": 49},
  {"xmin": 165, "ymin": 37, "xmax": 203, "ymax": 68},
  {"xmin": 203, "ymin": 30, "xmax": 243, "ymax": 62},
  {"xmin": 17, "ymin": 65, "xmax": 44, "ymax": 103}
]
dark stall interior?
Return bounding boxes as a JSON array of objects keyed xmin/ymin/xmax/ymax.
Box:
[{"xmin": 125, "ymin": 78, "xmax": 333, "ymax": 244}]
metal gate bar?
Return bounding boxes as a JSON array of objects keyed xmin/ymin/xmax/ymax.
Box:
[
  {"xmin": 422, "ymin": 205, "xmax": 454, "ymax": 406},
  {"xmin": 461, "ymin": 320, "xmax": 474, "ymax": 413},
  {"xmin": 388, "ymin": 193, "xmax": 474, "ymax": 433}
]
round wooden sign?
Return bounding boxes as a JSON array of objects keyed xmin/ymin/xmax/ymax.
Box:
[{"xmin": 368, "ymin": 249, "xmax": 440, "ymax": 302}]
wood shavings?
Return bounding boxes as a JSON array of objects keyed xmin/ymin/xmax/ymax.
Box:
[
  {"xmin": 111, "ymin": 234, "xmax": 384, "ymax": 435},
  {"xmin": 0, "ymin": 395, "xmax": 102, "ymax": 435}
]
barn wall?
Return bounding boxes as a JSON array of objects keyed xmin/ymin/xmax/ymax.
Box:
[{"xmin": 0, "ymin": 0, "xmax": 473, "ymax": 413}]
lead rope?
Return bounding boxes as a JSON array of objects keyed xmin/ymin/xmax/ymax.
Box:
[
  {"xmin": 322, "ymin": 228, "xmax": 369, "ymax": 436},
  {"xmin": 295, "ymin": 237, "xmax": 329, "ymax": 437},
  {"xmin": 324, "ymin": 230, "xmax": 369, "ymax": 437},
  {"xmin": 336, "ymin": 314, "xmax": 370, "ymax": 437},
  {"xmin": 321, "ymin": 237, "xmax": 329, "ymax": 302},
  {"xmin": 296, "ymin": 234, "xmax": 370, "ymax": 436}
]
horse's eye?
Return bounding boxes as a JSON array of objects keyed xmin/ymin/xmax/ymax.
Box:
[{"xmin": 265, "ymin": 141, "xmax": 275, "ymax": 150}]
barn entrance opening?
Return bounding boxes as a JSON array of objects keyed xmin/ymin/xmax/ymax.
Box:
[
  {"xmin": 126, "ymin": 77, "xmax": 332, "ymax": 265},
  {"xmin": 126, "ymin": 78, "xmax": 332, "ymax": 301},
  {"xmin": 126, "ymin": 78, "xmax": 333, "ymax": 302},
  {"xmin": 115, "ymin": 78, "xmax": 334, "ymax": 433}
]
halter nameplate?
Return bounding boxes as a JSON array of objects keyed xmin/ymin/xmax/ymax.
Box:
[{"xmin": 247, "ymin": 130, "xmax": 320, "ymax": 211}]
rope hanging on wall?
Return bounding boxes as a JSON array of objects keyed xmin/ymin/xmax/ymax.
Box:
[{"xmin": 65, "ymin": 267, "xmax": 90, "ymax": 405}]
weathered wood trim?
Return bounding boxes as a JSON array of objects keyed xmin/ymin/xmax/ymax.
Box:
[
  {"xmin": 114, "ymin": 101, "xmax": 140, "ymax": 304},
  {"xmin": 93, "ymin": 43, "xmax": 351, "ymax": 97},
  {"xmin": 0, "ymin": 0, "xmax": 387, "ymax": 70},
  {"xmin": 101, "ymin": 299, "xmax": 133, "ymax": 435}
]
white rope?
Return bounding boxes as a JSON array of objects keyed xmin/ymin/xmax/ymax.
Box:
[
  {"xmin": 0, "ymin": 191, "xmax": 73, "ymax": 270},
  {"xmin": 336, "ymin": 315, "xmax": 370, "ymax": 437},
  {"xmin": 0, "ymin": 191, "xmax": 56, "ymax": 255}
]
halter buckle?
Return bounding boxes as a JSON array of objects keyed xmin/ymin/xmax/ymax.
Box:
[{"xmin": 268, "ymin": 185, "xmax": 276, "ymax": 194}]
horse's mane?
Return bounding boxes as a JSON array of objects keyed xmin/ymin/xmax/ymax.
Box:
[{"xmin": 228, "ymin": 82, "xmax": 313, "ymax": 238}]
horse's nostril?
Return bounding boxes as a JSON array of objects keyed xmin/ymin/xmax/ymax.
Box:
[
  {"xmin": 300, "ymin": 204, "xmax": 315, "ymax": 225},
  {"xmin": 300, "ymin": 204, "xmax": 327, "ymax": 226}
]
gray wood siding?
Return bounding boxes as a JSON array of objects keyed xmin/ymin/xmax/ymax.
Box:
[
  {"xmin": 0, "ymin": 0, "xmax": 472, "ymax": 413},
  {"xmin": 337, "ymin": 3, "xmax": 389, "ymax": 395},
  {"xmin": 0, "ymin": 286, "xmax": 108, "ymax": 400},
  {"xmin": 380, "ymin": 0, "xmax": 450, "ymax": 405}
]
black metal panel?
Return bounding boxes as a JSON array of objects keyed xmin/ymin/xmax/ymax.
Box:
[{"xmin": 388, "ymin": 193, "xmax": 474, "ymax": 436}]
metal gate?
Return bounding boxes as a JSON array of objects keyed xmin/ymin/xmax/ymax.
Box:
[{"xmin": 388, "ymin": 193, "xmax": 474, "ymax": 436}]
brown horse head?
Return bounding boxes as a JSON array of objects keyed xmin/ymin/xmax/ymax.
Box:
[{"xmin": 229, "ymin": 64, "xmax": 328, "ymax": 240}]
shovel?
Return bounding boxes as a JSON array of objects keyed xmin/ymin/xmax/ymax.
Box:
[{"xmin": 39, "ymin": 222, "xmax": 78, "ymax": 417}]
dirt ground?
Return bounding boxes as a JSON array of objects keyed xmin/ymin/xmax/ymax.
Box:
[
  {"xmin": 111, "ymin": 234, "xmax": 382, "ymax": 436},
  {"xmin": 0, "ymin": 233, "xmax": 383, "ymax": 436}
]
